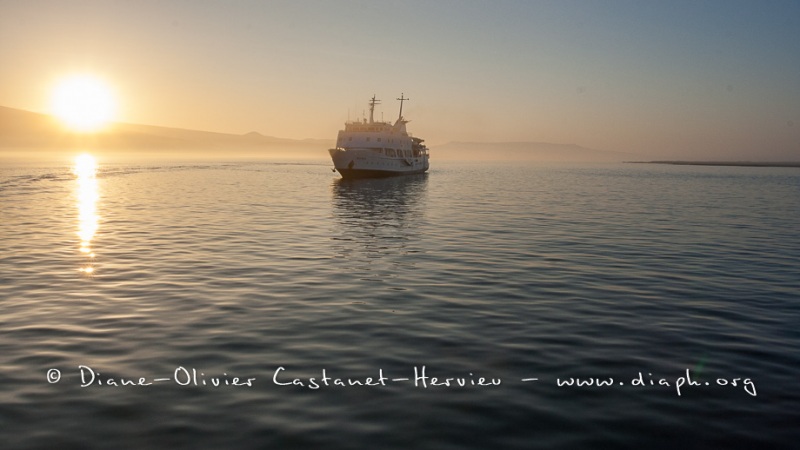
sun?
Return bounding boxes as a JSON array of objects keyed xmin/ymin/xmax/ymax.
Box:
[{"xmin": 51, "ymin": 74, "xmax": 117, "ymax": 132}]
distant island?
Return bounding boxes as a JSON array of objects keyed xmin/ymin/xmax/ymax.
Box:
[{"xmin": 629, "ymin": 161, "xmax": 800, "ymax": 168}]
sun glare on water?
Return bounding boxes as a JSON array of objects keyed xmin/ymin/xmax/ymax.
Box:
[
  {"xmin": 51, "ymin": 74, "xmax": 117, "ymax": 132},
  {"xmin": 74, "ymin": 153, "xmax": 99, "ymax": 275}
]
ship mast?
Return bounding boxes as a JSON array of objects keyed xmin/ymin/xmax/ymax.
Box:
[
  {"xmin": 397, "ymin": 93, "xmax": 409, "ymax": 120},
  {"xmin": 368, "ymin": 95, "xmax": 380, "ymax": 123}
]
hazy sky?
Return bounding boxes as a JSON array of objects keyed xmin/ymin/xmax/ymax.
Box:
[{"xmin": 1, "ymin": 0, "xmax": 798, "ymax": 159}]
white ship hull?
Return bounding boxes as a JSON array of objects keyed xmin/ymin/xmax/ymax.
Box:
[{"xmin": 329, "ymin": 148, "xmax": 429, "ymax": 179}]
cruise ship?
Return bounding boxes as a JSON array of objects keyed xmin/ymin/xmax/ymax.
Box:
[{"xmin": 329, "ymin": 94, "xmax": 429, "ymax": 179}]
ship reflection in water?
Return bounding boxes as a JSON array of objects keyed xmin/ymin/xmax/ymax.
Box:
[
  {"xmin": 330, "ymin": 174, "xmax": 429, "ymax": 280},
  {"xmin": 73, "ymin": 153, "xmax": 99, "ymax": 275}
]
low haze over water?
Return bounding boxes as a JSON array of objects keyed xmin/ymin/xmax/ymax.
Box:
[{"xmin": 1, "ymin": 157, "xmax": 799, "ymax": 449}]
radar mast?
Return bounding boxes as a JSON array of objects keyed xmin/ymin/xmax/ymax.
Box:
[
  {"xmin": 368, "ymin": 95, "xmax": 380, "ymax": 123},
  {"xmin": 397, "ymin": 93, "xmax": 409, "ymax": 120}
]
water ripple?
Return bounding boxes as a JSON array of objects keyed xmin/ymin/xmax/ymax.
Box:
[{"xmin": 1, "ymin": 160, "xmax": 798, "ymax": 448}]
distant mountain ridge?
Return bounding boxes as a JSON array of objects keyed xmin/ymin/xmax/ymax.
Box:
[
  {"xmin": 2, "ymin": 105, "xmax": 628, "ymax": 161},
  {"xmin": 0, "ymin": 106, "xmax": 331, "ymax": 156}
]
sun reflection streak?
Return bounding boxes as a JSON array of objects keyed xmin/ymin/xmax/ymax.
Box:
[{"xmin": 74, "ymin": 154, "xmax": 99, "ymax": 275}]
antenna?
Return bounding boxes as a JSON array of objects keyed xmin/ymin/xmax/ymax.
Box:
[{"xmin": 397, "ymin": 93, "xmax": 409, "ymax": 120}]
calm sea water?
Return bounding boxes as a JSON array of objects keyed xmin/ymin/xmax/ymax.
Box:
[{"xmin": 1, "ymin": 157, "xmax": 798, "ymax": 449}]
